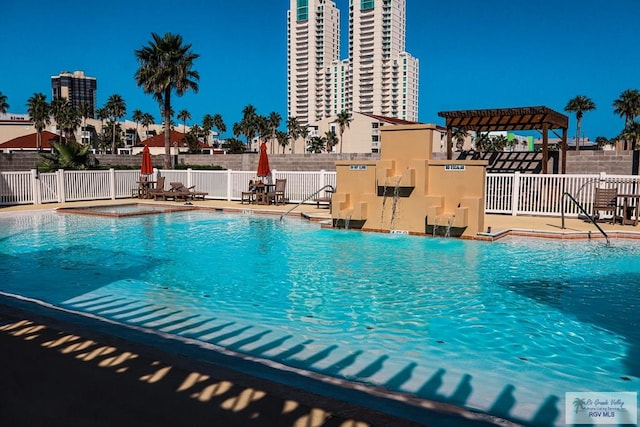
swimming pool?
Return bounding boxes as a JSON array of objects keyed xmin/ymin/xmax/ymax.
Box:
[{"xmin": 0, "ymin": 209, "xmax": 638, "ymax": 426}]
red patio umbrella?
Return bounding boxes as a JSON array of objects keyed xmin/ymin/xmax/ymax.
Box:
[
  {"xmin": 257, "ymin": 142, "xmax": 271, "ymax": 178},
  {"xmin": 140, "ymin": 145, "xmax": 153, "ymax": 175}
]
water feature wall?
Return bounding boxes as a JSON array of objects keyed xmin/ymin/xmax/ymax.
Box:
[{"xmin": 332, "ymin": 124, "xmax": 488, "ymax": 238}]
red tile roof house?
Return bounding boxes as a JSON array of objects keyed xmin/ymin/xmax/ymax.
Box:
[{"xmin": 0, "ymin": 131, "xmax": 59, "ymax": 153}]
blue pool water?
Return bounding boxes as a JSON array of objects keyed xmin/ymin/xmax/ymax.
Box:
[{"xmin": 1, "ymin": 209, "xmax": 638, "ymax": 426}]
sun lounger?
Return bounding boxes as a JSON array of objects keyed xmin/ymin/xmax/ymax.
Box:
[{"xmin": 169, "ymin": 182, "xmax": 208, "ymax": 201}]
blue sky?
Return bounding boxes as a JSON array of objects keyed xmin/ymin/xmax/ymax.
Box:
[{"xmin": 1, "ymin": 0, "xmax": 638, "ymax": 139}]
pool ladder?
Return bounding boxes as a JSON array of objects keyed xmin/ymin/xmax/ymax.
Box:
[
  {"xmin": 280, "ymin": 185, "xmax": 335, "ymax": 221},
  {"xmin": 561, "ymin": 192, "xmax": 610, "ymax": 245}
]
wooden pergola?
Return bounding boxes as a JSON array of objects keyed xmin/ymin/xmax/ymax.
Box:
[{"xmin": 438, "ymin": 106, "xmax": 569, "ymax": 174}]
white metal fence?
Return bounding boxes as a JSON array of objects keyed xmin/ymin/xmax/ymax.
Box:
[{"xmin": 1, "ymin": 168, "xmax": 639, "ymax": 218}]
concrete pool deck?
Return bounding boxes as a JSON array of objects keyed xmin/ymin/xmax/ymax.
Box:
[
  {"xmin": 1, "ymin": 198, "xmax": 639, "ymax": 426},
  {"xmin": 2, "ymin": 197, "xmax": 640, "ymax": 240}
]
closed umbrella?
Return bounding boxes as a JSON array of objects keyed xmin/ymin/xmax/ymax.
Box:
[
  {"xmin": 257, "ymin": 142, "xmax": 271, "ymax": 178},
  {"xmin": 140, "ymin": 145, "xmax": 153, "ymax": 175}
]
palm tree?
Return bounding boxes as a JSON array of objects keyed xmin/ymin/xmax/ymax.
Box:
[
  {"xmin": 38, "ymin": 141, "xmax": 97, "ymax": 171},
  {"xmin": 59, "ymin": 105, "xmax": 81, "ymax": 142},
  {"xmin": 613, "ymin": 89, "xmax": 640, "ymax": 149},
  {"xmin": 240, "ymin": 104, "xmax": 258, "ymax": 150},
  {"xmin": 26, "ymin": 93, "xmax": 50, "ymax": 151},
  {"xmin": 202, "ymin": 114, "xmax": 214, "ymax": 145},
  {"xmin": 621, "ymin": 121, "xmax": 640, "ymax": 150},
  {"xmin": 0, "ymin": 91, "xmax": 9, "ymax": 114},
  {"xmin": 212, "ymin": 113, "xmax": 226, "ymax": 147},
  {"xmin": 50, "ymin": 97, "xmax": 69, "ymax": 142},
  {"xmin": 177, "ymin": 109, "xmax": 191, "ymax": 134},
  {"xmin": 453, "ymin": 127, "xmax": 468, "ymax": 151},
  {"xmin": 141, "ymin": 112, "xmax": 155, "ymax": 139},
  {"xmin": 324, "ymin": 130, "xmax": 338, "ymax": 152},
  {"xmin": 564, "ymin": 95, "xmax": 596, "ymax": 151},
  {"xmin": 105, "ymin": 94, "xmax": 126, "ymax": 154},
  {"xmin": 276, "ymin": 130, "xmax": 289, "ymax": 154},
  {"xmin": 286, "ymin": 116, "xmax": 301, "ymax": 154},
  {"xmin": 135, "ymin": 32, "xmax": 200, "ymax": 169},
  {"xmin": 307, "ymin": 136, "xmax": 325, "ymax": 153},
  {"xmin": 334, "ymin": 110, "xmax": 352, "ymax": 154},
  {"xmin": 132, "ymin": 109, "xmax": 144, "ymax": 144},
  {"xmin": 267, "ymin": 112, "xmax": 281, "ymax": 154}
]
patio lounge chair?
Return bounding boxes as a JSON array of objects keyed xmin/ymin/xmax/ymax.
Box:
[
  {"xmin": 593, "ymin": 187, "xmax": 619, "ymax": 224},
  {"xmin": 169, "ymin": 182, "xmax": 208, "ymax": 201}
]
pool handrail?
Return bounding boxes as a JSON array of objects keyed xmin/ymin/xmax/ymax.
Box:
[
  {"xmin": 280, "ymin": 185, "xmax": 335, "ymax": 221},
  {"xmin": 561, "ymin": 191, "xmax": 610, "ymax": 245}
]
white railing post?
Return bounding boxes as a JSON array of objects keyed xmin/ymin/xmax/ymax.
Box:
[
  {"xmin": 227, "ymin": 169, "xmax": 233, "ymax": 201},
  {"xmin": 57, "ymin": 169, "xmax": 66, "ymax": 203},
  {"xmin": 187, "ymin": 168, "xmax": 193, "ymax": 188},
  {"xmin": 511, "ymin": 172, "xmax": 521, "ymax": 216},
  {"xmin": 599, "ymin": 171, "xmax": 607, "ymax": 185},
  {"xmin": 109, "ymin": 169, "xmax": 116, "ymax": 200},
  {"xmin": 319, "ymin": 169, "xmax": 326, "ymax": 190},
  {"xmin": 31, "ymin": 169, "xmax": 41, "ymax": 205}
]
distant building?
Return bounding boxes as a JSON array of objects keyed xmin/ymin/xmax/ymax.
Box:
[{"xmin": 51, "ymin": 70, "xmax": 97, "ymax": 118}]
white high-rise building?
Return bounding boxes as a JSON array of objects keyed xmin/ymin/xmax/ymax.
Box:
[
  {"xmin": 287, "ymin": 0, "xmax": 341, "ymax": 126},
  {"xmin": 287, "ymin": 0, "xmax": 419, "ymax": 126}
]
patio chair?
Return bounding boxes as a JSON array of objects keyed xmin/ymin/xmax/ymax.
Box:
[
  {"xmin": 593, "ymin": 187, "xmax": 619, "ymax": 224},
  {"xmin": 241, "ymin": 180, "xmax": 256, "ymax": 204},
  {"xmin": 148, "ymin": 176, "xmax": 166, "ymax": 200},
  {"xmin": 132, "ymin": 175, "xmax": 148, "ymax": 198},
  {"xmin": 267, "ymin": 179, "xmax": 287, "ymax": 205}
]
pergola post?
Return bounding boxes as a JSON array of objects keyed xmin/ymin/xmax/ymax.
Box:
[
  {"xmin": 446, "ymin": 127, "xmax": 453, "ymax": 160},
  {"xmin": 561, "ymin": 127, "xmax": 568, "ymax": 174},
  {"xmin": 542, "ymin": 123, "xmax": 549, "ymax": 174}
]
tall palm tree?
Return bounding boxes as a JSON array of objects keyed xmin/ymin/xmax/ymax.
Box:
[
  {"xmin": 177, "ymin": 109, "xmax": 191, "ymax": 134},
  {"xmin": 564, "ymin": 95, "xmax": 596, "ymax": 151},
  {"xmin": 276, "ymin": 130, "xmax": 289, "ymax": 154},
  {"xmin": 0, "ymin": 91, "xmax": 9, "ymax": 114},
  {"xmin": 202, "ymin": 114, "xmax": 214, "ymax": 145},
  {"xmin": 141, "ymin": 112, "xmax": 155, "ymax": 140},
  {"xmin": 212, "ymin": 113, "xmax": 226, "ymax": 147},
  {"xmin": 613, "ymin": 89, "xmax": 640, "ymax": 149},
  {"xmin": 240, "ymin": 104, "xmax": 258, "ymax": 150},
  {"xmin": 132, "ymin": 109, "xmax": 144, "ymax": 144},
  {"xmin": 60, "ymin": 105, "xmax": 81, "ymax": 142},
  {"xmin": 286, "ymin": 116, "xmax": 301, "ymax": 154},
  {"xmin": 267, "ymin": 112, "xmax": 281, "ymax": 154},
  {"xmin": 135, "ymin": 32, "xmax": 200, "ymax": 169},
  {"xmin": 621, "ymin": 121, "xmax": 640, "ymax": 151},
  {"xmin": 105, "ymin": 94, "xmax": 126, "ymax": 154},
  {"xmin": 50, "ymin": 97, "xmax": 69, "ymax": 142},
  {"xmin": 334, "ymin": 110, "xmax": 352, "ymax": 154},
  {"xmin": 26, "ymin": 93, "xmax": 50, "ymax": 151}
]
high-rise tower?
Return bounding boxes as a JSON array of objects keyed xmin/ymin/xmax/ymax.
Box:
[
  {"xmin": 287, "ymin": 0, "xmax": 419, "ymax": 126},
  {"xmin": 51, "ymin": 71, "xmax": 98, "ymax": 118},
  {"xmin": 287, "ymin": 0, "xmax": 341, "ymax": 127},
  {"xmin": 349, "ymin": 0, "xmax": 418, "ymax": 121}
]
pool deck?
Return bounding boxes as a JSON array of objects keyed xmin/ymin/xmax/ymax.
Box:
[
  {"xmin": 1, "ymin": 199, "xmax": 639, "ymax": 426},
  {"xmin": 2, "ymin": 197, "xmax": 640, "ymax": 241}
]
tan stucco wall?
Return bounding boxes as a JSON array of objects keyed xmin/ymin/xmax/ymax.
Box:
[{"xmin": 332, "ymin": 124, "xmax": 487, "ymax": 238}]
